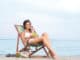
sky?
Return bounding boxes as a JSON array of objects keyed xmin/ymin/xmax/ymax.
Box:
[{"xmin": 0, "ymin": 0, "xmax": 80, "ymax": 40}]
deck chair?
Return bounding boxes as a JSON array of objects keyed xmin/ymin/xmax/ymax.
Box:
[{"xmin": 15, "ymin": 25, "xmax": 49, "ymax": 57}]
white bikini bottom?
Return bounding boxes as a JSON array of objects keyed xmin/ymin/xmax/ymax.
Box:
[{"xmin": 28, "ymin": 38, "xmax": 35, "ymax": 43}]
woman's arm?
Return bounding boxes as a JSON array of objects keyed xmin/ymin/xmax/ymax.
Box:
[
  {"xmin": 21, "ymin": 32, "xmax": 27, "ymax": 46},
  {"xmin": 31, "ymin": 26, "xmax": 36, "ymax": 32},
  {"xmin": 31, "ymin": 26, "xmax": 39, "ymax": 37}
]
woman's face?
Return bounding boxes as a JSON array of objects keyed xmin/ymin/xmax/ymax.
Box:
[{"xmin": 25, "ymin": 22, "xmax": 31, "ymax": 29}]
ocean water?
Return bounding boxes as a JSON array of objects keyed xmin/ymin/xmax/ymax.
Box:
[{"xmin": 0, "ymin": 39, "xmax": 80, "ymax": 56}]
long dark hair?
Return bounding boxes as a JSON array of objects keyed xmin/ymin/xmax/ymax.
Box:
[{"xmin": 23, "ymin": 19, "xmax": 32, "ymax": 32}]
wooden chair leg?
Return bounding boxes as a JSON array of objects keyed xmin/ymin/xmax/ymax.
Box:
[
  {"xmin": 29, "ymin": 46, "xmax": 44, "ymax": 57},
  {"xmin": 43, "ymin": 47, "xmax": 49, "ymax": 57},
  {"xmin": 16, "ymin": 35, "xmax": 19, "ymax": 54},
  {"xmin": 19, "ymin": 47, "xmax": 26, "ymax": 52}
]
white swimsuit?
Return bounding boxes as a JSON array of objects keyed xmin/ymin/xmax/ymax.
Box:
[
  {"xmin": 25, "ymin": 32, "xmax": 31, "ymax": 38},
  {"xmin": 25, "ymin": 31, "xmax": 34, "ymax": 43}
]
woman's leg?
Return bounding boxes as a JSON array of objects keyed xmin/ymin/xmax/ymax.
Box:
[
  {"xmin": 41, "ymin": 33, "xmax": 58, "ymax": 60},
  {"xmin": 29, "ymin": 32, "xmax": 58, "ymax": 60}
]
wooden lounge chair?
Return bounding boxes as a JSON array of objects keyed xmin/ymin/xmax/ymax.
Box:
[{"xmin": 14, "ymin": 25, "xmax": 49, "ymax": 57}]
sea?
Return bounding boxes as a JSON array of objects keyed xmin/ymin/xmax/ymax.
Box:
[{"xmin": 0, "ymin": 39, "xmax": 80, "ymax": 56}]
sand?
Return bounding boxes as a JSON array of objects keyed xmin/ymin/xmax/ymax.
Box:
[{"xmin": 0, "ymin": 56, "xmax": 80, "ymax": 60}]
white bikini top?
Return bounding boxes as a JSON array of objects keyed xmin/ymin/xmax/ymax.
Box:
[
  {"xmin": 24, "ymin": 27, "xmax": 36, "ymax": 38},
  {"xmin": 25, "ymin": 31, "xmax": 31, "ymax": 38}
]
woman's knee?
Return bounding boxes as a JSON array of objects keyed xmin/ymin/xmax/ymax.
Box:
[{"xmin": 42, "ymin": 32, "xmax": 48, "ymax": 37}]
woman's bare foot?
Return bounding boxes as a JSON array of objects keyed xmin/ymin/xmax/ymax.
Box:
[
  {"xmin": 54, "ymin": 55, "xmax": 59, "ymax": 60},
  {"xmin": 49, "ymin": 50, "xmax": 59, "ymax": 60}
]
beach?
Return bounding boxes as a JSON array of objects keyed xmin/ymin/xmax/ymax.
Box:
[
  {"xmin": 0, "ymin": 39, "xmax": 80, "ymax": 60},
  {"xmin": 0, "ymin": 56, "xmax": 80, "ymax": 60}
]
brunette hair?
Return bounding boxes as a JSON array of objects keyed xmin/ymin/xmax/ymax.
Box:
[{"xmin": 23, "ymin": 19, "xmax": 32, "ymax": 32}]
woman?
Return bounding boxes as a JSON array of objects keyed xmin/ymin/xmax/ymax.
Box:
[{"xmin": 21, "ymin": 20, "xmax": 58, "ymax": 60}]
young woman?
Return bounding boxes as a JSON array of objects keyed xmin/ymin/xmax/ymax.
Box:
[{"xmin": 21, "ymin": 20, "xmax": 58, "ymax": 60}]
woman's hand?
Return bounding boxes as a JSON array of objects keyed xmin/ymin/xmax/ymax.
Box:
[{"xmin": 30, "ymin": 33, "xmax": 35, "ymax": 38}]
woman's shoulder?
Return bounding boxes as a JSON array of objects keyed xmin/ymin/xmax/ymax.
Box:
[{"xmin": 21, "ymin": 31, "xmax": 25, "ymax": 35}]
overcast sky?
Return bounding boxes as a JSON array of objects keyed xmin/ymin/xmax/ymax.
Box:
[{"xmin": 0, "ymin": 0, "xmax": 80, "ymax": 40}]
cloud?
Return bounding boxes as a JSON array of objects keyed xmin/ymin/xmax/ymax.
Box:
[
  {"xmin": 16, "ymin": 0, "xmax": 80, "ymax": 13},
  {"xmin": 16, "ymin": 0, "xmax": 80, "ymax": 40},
  {"xmin": 0, "ymin": 0, "xmax": 80, "ymax": 40},
  {"xmin": 63, "ymin": 0, "xmax": 80, "ymax": 13}
]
